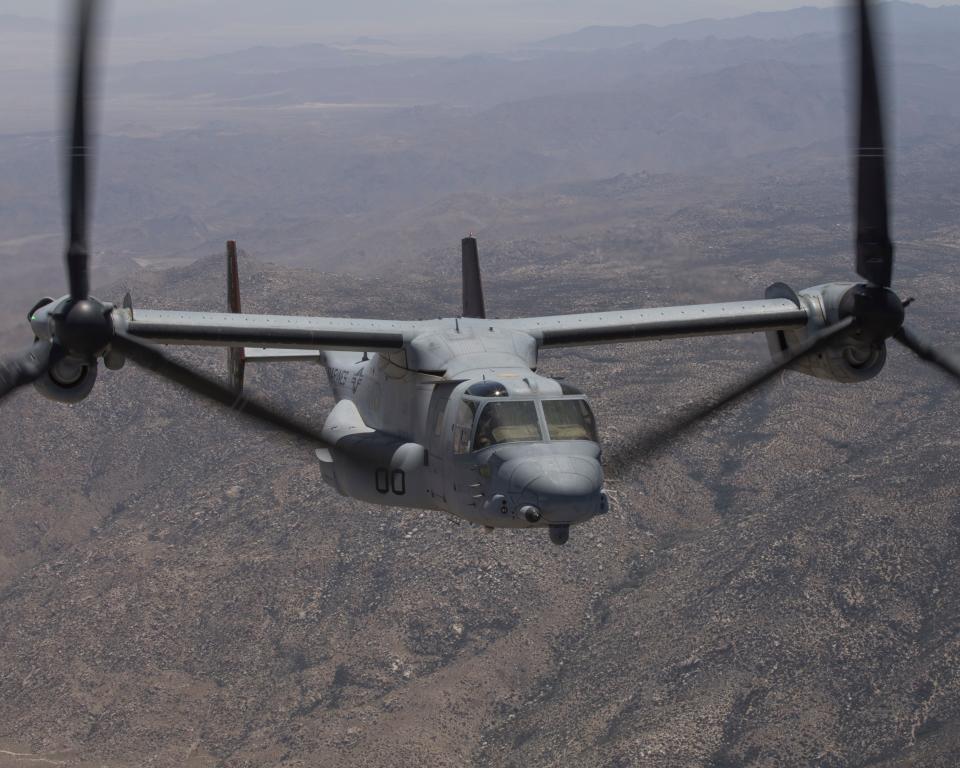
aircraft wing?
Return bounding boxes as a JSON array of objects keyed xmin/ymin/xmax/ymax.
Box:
[
  {"xmin": 499, "ymin": 298, "xmax": 809, "ymax": 348},
  {"xmin": 117, "ymin": 298, "xmax": 810, "ymax": 352},
  {"xmin": 117, "ymin": 308, "xmax": 423, "ymax": 352}
]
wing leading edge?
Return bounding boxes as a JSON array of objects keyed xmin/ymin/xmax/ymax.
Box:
[
  {"xmin": 500, "ymin": 298, "xmax": 808, "ymax": 348},
  {"xmin": 118, "ymin": 309, "xmax": 421, "ymax": 352}
]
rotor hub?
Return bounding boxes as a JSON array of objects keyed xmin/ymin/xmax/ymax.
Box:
[
  {"xmin": 53, "ymin": 297, "xmax": 113, "ymax": 359},
  {"xmin": 839, "ymin": 284, "xmax": 904, "ymax": 345}
]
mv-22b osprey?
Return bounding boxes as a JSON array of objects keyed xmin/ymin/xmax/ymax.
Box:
[{"xmin": 2, "ymin": 0, "xmax": 959, "ymax": 544}]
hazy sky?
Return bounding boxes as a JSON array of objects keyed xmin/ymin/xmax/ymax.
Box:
[
  {"xmin": 3, "ymin": 1, "xmax": 960, "ymax": 33},
  {"xmin": 2, "ymin": 1, "xmax": 960, "ymax": 60}
]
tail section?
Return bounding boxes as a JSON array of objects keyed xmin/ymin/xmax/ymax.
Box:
[
  {"xmin": 224, "ymin": 241, "xmax": 353, "ymax": 394},
  {"xmin": 226, "ymin": 240, "xmax": 245, "ymax": 393},
  {"xmin": 461, "ymin": 235, "xmax": 486, "ymax": 319}
]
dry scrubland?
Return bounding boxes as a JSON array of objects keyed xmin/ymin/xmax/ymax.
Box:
[{"xmin": 0, "ymin": 213, "xmax": 959, "ymax": 766}]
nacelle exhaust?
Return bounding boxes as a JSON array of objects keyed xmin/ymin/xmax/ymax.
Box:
[
  {"xmin": 34, "ymin": 347, "xmax": 98, "ymax": 403},
  {"xmin": 765, "ymin": 282, "xmax": 887, "ymax": 383}
]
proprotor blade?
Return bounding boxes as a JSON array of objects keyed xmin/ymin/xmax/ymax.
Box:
[
  {"xmin": 606, "ymin": 318, "xmax": 855, "ymax": 475},
  {"xmin": 66, "ymin": 0, "xmax": 97, "ymax": 300},
  {"xmin": 111, "ymin": 334, "xmax": 332, "ymax": 446},
  {"xmin": 0, "ymin": 341, "xmax": 51, "ymax": 402},
  {"xmin": 854, "ymin": 0, "xmax": 894, "ymax": 288},
  {"xmin": 894, "ymin": 326, "xmax": 960, "ymax": 384}
]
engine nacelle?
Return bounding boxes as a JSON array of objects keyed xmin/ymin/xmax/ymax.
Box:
[
  {"xmin": 33, "ymin": 350, "xmax": 98, "ymax": 403},
  {"xmin": 764, "ymin": 282, "xmax": 886, "ymax": 383}
]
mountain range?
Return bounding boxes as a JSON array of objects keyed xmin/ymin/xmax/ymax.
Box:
[{"xmin": 531, "ymin": 1, "xmax": 960, "ymax": 51}]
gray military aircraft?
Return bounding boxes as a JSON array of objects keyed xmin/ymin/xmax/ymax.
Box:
[{"xmin": 1, "ymin": 1, "xmax": 958, "ymax": 544}]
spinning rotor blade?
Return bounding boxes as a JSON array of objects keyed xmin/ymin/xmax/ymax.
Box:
[
  {"xmin": 0, "ymin": 341, "xmax": 51, "ymax": 403},
  {"xmin": 111, "ymin": 334, "xmax": 332, "ymax": 446},
  {"xmin": 855, "ymin": 0, "xmax": 894, "ymax": 288},
  {"xmin": 66, "ymin": 0, "xmax": 97, "ymax": 300},
  {"xmin": 606, "ymin": 318, "xmax": 855, "ymax": 474},
  {"xmin": 894, "ymin": 326, "xmax": 960, "ymax": 384}
]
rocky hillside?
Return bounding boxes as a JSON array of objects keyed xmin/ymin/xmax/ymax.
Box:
[{"xmin": 0, "ymin": 215, "xmax": 958, "ymax": 766}]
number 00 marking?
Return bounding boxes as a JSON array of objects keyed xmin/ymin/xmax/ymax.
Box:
[
  {"xmin": 391, "ymin": 469, "xmax": 406, "ymax": 495},
  {"xmin": 375, "ymin": 468, "xmax": 390, "ymax": 494},
  {"xmin": 375, "ymin": 468, "xmax": 406, "ymax": 496}
]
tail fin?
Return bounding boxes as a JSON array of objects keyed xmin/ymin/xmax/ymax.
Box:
[
  {"xmin": 461, "ymin": 235, "xmax": 486, "ymax": 319},
  {"xmin": 226, "ymin": 240, "xmax": 245, "ymax": 392}
]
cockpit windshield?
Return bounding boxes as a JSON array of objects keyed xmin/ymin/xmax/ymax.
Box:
[
  {"xmin": 473, "ymin": 401, "xmax": 543, "ymax": 449},
  {"xmin": 542, "ymin": 398, "xmax": 598, "ymax": 442}
]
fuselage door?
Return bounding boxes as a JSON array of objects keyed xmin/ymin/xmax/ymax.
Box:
[{"xmin": 425, "ymin": 381, "xmax": 460, "ymax": 501}]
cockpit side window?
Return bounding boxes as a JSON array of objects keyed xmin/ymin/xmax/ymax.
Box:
[
  {"xmin": 473, "ymin": 401, "xmax": 543, "ymax": 449},
  {"xmin": 452, "ymin": 400, "xmax": 477, "ymax": 454},
  {"xmin": 542, "ymin": 398, "xmax": 598, "ymax": 442}
]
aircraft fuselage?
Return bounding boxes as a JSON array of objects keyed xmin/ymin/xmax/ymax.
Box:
[{"xmin": 315, "ymin": 319, "xmax": 608, "ymax": 541}]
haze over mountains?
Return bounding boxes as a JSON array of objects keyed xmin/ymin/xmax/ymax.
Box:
[
  {"xmin": 0, "ymin": 1, "xmax": 915, "ymax": 46},
  {"xmin": 533, "ymin": 0, "xmax": 960, "ymax": 49},
  {"xmin": 2, "ymin": 0, "xmax": 960, "ymax": 314}
]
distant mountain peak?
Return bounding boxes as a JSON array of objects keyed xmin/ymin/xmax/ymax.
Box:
[{"xmin": 529, "ymin": 2, "xmax": 958, "ymax": 52}]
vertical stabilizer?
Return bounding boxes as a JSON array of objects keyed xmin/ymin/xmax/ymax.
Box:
[
  {"xmin": 226, "ymin": 240, "xmax": 245, "ymax": 392},
  {"xmin": 461, "ymin": 236, "xmax": 486, "ymax": 319}
]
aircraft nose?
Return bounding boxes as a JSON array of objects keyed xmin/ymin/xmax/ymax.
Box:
[{"xmin": 505, "ymin": 455, "xmax": 605, "ymax": 523}]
